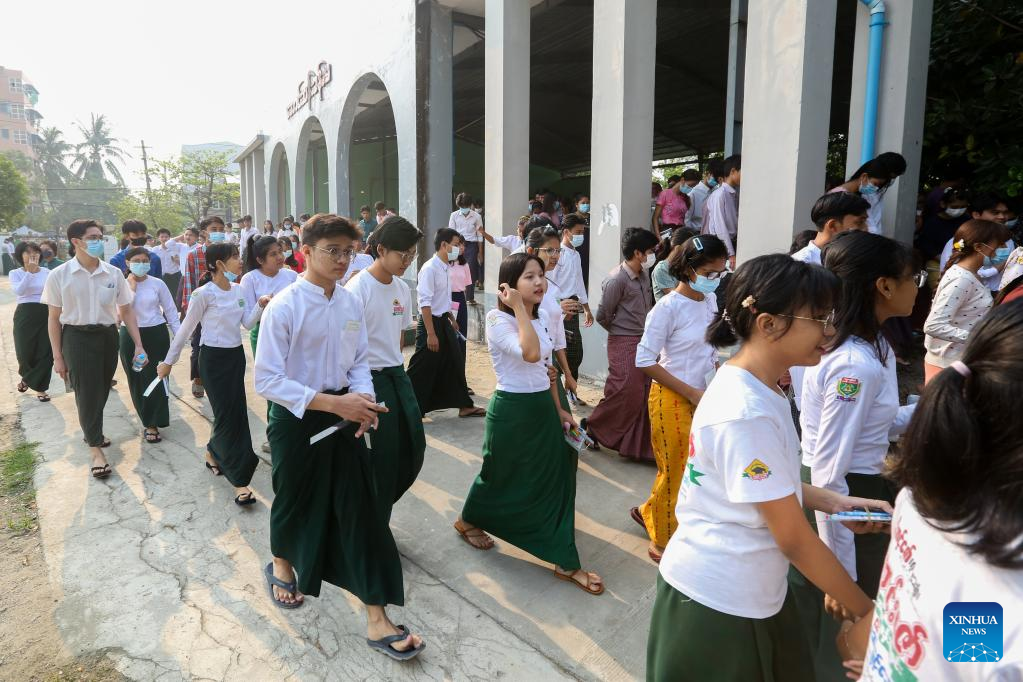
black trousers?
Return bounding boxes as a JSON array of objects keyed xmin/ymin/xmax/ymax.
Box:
[
  {"xmin": 189, "ymin": 323, "xmax": 202, "ymax": 381},
  {"xmin": 63, "ymin": 324, "xmax": 119, "ymax": 447},
  {"xmin": 464, "ymin": 241, "xmax": 483, "ymax": 302}
]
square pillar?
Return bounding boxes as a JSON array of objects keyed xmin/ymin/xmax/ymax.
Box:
[
  {"xmin": 725, "ymin": 0, "xmax": 748, "ymax": 155},
  {"xmin": 581, "ymin": 0, "xmax": 657, "ymax": 380},
  {"xmin": 736, "ymin": 0, "xmax": 837, "ymax": 261},
  {"xmin": 239, "ymin": 156, "xmax": 250, "ymax": 217},
  {"xmin": 846, "ymin": 0, "xmax": 933, "ymax": 243},
  {"xmin": 482, "ymin": 0, "xmax": 530, "ymax": 298},
  {"xmin": 252, "ymin": 145, "xmax": 267, "ymax": 228},
  {"xmin": 418, "ymin": 1, "xmax": 454, "ymax": 250}
]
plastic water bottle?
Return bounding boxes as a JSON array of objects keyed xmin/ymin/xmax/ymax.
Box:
[{"xmin": 132, "ymin": 353, "xmax": 147, "ymax": 373}]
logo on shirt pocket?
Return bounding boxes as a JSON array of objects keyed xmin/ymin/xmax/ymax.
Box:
[
  {"xmin": 741, "ymin": 458, "xmax": 771, "ymax": 481},
  {"xmin": 836, "ymin": 377, "xmax": 861, "ymax": 402},
  {"xmin": 943, "ymin": 602, "xmax": 1002, "ymax": 663}
]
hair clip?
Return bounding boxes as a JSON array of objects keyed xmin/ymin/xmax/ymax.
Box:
[
  {"xmin": 693, "ymin": 237, "xmax": 704, "ymax": 251},
  {"xmin": 741, "ymin": 295, "xmax": 757, "ymax": 309},
  {"xmin": 953, "ymin": 239, "xmax": 965, "ymax": 251}
]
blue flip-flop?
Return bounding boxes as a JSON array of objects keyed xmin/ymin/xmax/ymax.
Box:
[
  {"xmin": 264, "ymin": 562, "xmax": 303, "ymax": 609},
  {"xmin": 367, "ymin": 624, "xmax": 425, "ymax": 661}
]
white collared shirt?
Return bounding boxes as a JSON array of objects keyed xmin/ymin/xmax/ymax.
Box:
[
  {"xmin": 10, "ymin": 267, "xmax": 49, "ymax": 304},
  {"xmin": 486, "ymin": 308, "xmax": 555, "ymax": 393},
  {"xmin": 239, "ymin": 268, "xmax": 298, "ymax": 326},
  {"xmin": 493, "ymin": 234, "xmax": 522, "ymax": 251},
  {"xmin": 685, "ymin": 181, "xmax": 711, "ymax": 230},
  {"xmin": 635, "ymin": 290, "xmax": 717, "ymax": 390},
  {"xmin": 254, "ymin": 277, "xmax": 375, "ymax": 418},
  {"xmin": 345, "ymin": 270, "xmax": 412, "ymax": 369},
  {"xmin": 164, "ymin": 282, "xmax": 258, "ymax": 364},
  {"xmin": 702, "ymin": 182, "xmax": 738, "ymax": 256},
  {"xmin": 552, "ymin": 247, "xmax": 588, "ymax": 304},
  {"xmin": 416, "ymin": 254, "xmax": 452, "ymax": 315},
  {"xmin": 238, "ymin": 226, "xmax": 260, "ymax": 255},
  {"xmin": 40, "ymin": 257, "xmax": 134, "ymax": 325},
  {"xmin": 791, "ymin": 241, "xmax": 822, "ymax": 266},
  {"xmin": 127, "ymin": 276, "xmax": 181, "ymax": 334},
  {"xmin": 539, "ymin": 276, "xmax": 567, "ymax": 351},
  {"xmin": 448, "ymin": 209, "xmax": 483, "ymax": 242},
  {"xmin": 153, "ymin": 241, "xmax": 187, "ymax": 275}
]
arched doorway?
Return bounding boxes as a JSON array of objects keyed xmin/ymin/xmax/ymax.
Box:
[
  {"xmin": 296, "ymin": 117, "xmax": 330, "ymax": 215},
  {"xmin": 342, "ymin": 76, "xmax": 398, "ymax": 217},
  {"xmin": 268, "ymin": 142, "xmax": 291, "ymax": 222}
]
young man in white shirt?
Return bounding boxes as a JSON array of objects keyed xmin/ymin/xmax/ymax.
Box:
[
  {"xmin": 701, "ymin": 154, "xmax": 741, "ymax": 269},
  {"xmin": 554, "ymin": 214, "xmax": 594, "ymax": 403},
  {"xmin": 41, "ymin": 219, "xmax": 147, "ymax": 479},
  {"xmin": 238, "ymin": 215, "xmax": 259, "ymax": 262},
  {"xmin": 792, "ymin": 193, "xmax": 871, "ymax": 266},
  {"xmin": 253, "ymin": 213, "xmax": 424, "ymax": 660},
  {"xmin": 447, "ymin": 192, "xmax": 484, "ymax": 304},
  {"xmin": 154, "ymin": 228, "xmax": 187, "ymax": 311},
  {"xmin": 406, "ymin": 227, "xmax": 485, "ymax": 418}
]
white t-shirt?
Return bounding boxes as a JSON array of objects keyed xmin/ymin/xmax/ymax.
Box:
[
  {"xmin": 344, "ymin": 270, "xmax": 412, "ymax": 370},
  {"xmin": 800, "ymin": 336, "xmax": 915, "ymax": 578},
  {"xmin": 340, "ymin": 253, "xmax": 375, "ymax": 285},
  {"xmin": 635, "ymin": 290, "xmax": 717, "ymax": 390},
  {"xmin": 486, "ymin": 308, "xmax": 555, "ymax": 394},
  {"xmin": 658, "ymin": 364, "xmax": 803, "ymax": 619},
  {"xmin": 791, "ymin": 240, "xmax": 822, "ymax": 266},
  {"xmin": 861, "ymin": 489, "xmax": 1023, "ymax": 681},
  {"xmin": 788, "ymin": 244, "xmax": 824, "ymax": 410}
]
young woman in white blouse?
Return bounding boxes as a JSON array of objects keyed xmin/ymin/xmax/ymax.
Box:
[
  {"xmin": 455, "ymin": 253, "xmax": 604, "ymax": 595},
  {"xmin": 240, "ymin": 235, "xmax": 298, "ymax": 356},
  {"xmin": 840, "ymin": 302, "xmax": 1023, "ymax": 680},
  {"xmin": 633, "ymin": 234, "xmax": 727, "ymax": 564},
  {"xmin": 646, "ymin": 254, "xmax": 892, "ymax": 681},
  {"xmin": 120, "ymin": 248, "xmax": 181, "ymax": 443},
  {"xmin": 10, "ymin": 242, "xmax": 53, "ymax": 402},
  {"xmin": 157, "ymin": 243, "xmax": 261, "ymax": 507},
  {"xmin": 795, "ymin": 231, "xmax": 922, "ymax": 677},
  {"xmin": 924, "ymin": 219, "xmax": 1011, "ymax": 383}
]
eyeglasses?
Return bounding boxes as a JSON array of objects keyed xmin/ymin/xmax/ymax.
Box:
[
  {"xmin": 312, "ymin": 245, "xmax": 355, "ymax": 261},
  {"xmin": 777, "ymin": 309, "xmax": 836, "ymax": 332},
  {"xmin": 538, "ymin": 247, "xmax": 563, "ymax": 255},
  {"xmin": 692, "ymin": 267, "xmax": 729, "ymax": 281},
  {"xmin": 912, "ymin": 270, "xmax": 927, "ymax": 288},
  {"xmin": 397, "ymin": 249, "xmax": 418, "ymax": 263}
]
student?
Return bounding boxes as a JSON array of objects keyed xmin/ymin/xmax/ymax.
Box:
[
  {"xmin": 238, "ymin": 215, "xmax": 258, "ymax": 261},
  {"xmin": 839, "ymin": 301, "xmax": 1023, "ymax": 678},
  {"xmin": 795, "ymin": 231, "xmax": 922, "ymax": 678},
  {"xmin": 702, "ymin": 154, "xmax": 741, "ymax": 268},
  {"xmin": 573, "ymin": 194, "xmax": 592, "ymax": 289},
  {"xmin": 253, "ymin": 214, "xmax": 424, "ymax": 660},
  {"xmin": 340, "ymin": 248, "xmax": 374, "ymax": 286},
  {"xmin": 406, "ymin": 227, "xmax": 485, "ymax": 418},
  {"xmin": 278, "ymin": 236, "xmax": 302, "ymax": 273},
  {"xmin": 240, "ymin": 236, "xmax": 298, "ymax": 358},
  {"xmin": 448, "ymin": 193, "xmax": 484, "ymax": 304},
  {"xmin": 110, "ymin": 220, "xmax": 163, "ymax": 276},
  {"xmin": 633, "ymin": 235, "xmax": 727, "ymax": 564},
  {"xmin": 42, "ymin": 220, "xmax": 147, "ymax": 479},
  {"xmin": 789, "ymin": 229, "xmax": 818, "ymax": 256},
  {"xmin": 553, "ymin": 213, "xmax": 594, "ymax": 403},
  {"xmin": 686, "ymin": 160, "xmax": 723, "ymax": 232},
  {"xmin": 449, "ymin": 246, "xmax": 472, "ymax": 364},
  {"xmin": 829, "ymin": 151, "xmax": 907, "ymax": 235},
  {"xmin": 374, "ymin": 201, "xmax": 394, "ymax": 225},
  {"xmin": 454, "ymin": 253, "xmax": 603, "ymax": 595},
  {"xmin": 11, "ymin": 242, "xmax": 53, "ymax": 402},
  {"xmin": 581, "ymin": 227, "xmax": 659, "ymax": 461},
  {"xmin": 923, "ymin": 219, "xmax": 1010, "ymax": 383},
  {"xmin": 275, "ymin": 216, "xmax": 297, "ymax": 238},
  {"xmin": 39, "ymin": 240, "xmax": 64, "ymax": 269},
  {"xmin": 646, "ymin": 254, "xmax": 892, "ymax": 681},
  {"xmin": 119, "ymin": 247, "xmax": 180, "ymax": 444},
  {"xmin": 2, "ymin": 237, "xmax": 16, "ymax": 274},
  {"xmin": 652, "ymin": 173, "xmax": 691, "ymax": 233},
  {"xmin": 356, "ymin": 205, "xmax": 376, "ymax": 237},
  {"xmin": 157, "ymin": 242, "xmax": 260, "ymax": 507},
  {"xmin": 938, "ymin": 193, "xmax": 1014, "ymax": 291},
  {"xmin": 181, "ymin": 216, "xmax": 230, "ymax": 399},
  {"xmin": 478, "ymin": 215, "xmax": 529, "ymax": 253},
  {"xmin": 153, "ymin": 228, "xmax": 186, "ymax": 311},
  {"xmin": 792, "ymin": 192, "xmax": 871, "ymax": 266},
  {"xmin": 651, "ymin": 228, "xmax": 699, "ymax": 301},
  {"xmin": 915, "ymin": 187, "xmax": 969, "ymax": 264}
]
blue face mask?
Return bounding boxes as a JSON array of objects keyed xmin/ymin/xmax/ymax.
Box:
[
  {"xmin": 707, "ymin": 177, "xmax": 718, "ymax": 188},
  {"xmin": 570, "ymin": 234, "xmax": 585, "ymax": 248},
  {"xmin": 690, "ymin": 272, "xmax": 721, "ymax": 294},
  {"xmin": 578, "ymin": 202, "xmax": 589, "ymax": 213},
  {"xmin": 209, "ymin": 231, "xmax": 226, "ymax": 243},
  {"xmin": 84, "ymin": 238, "xmax": 105, "ymax": 258},
  {"xmin": 129, "ymin": 262, "xmax": 150, "ymax": 277},
  {"xmin": 459, "ymin": 207, "xmax": 470, "ymax": 216},
  {"xmin": 680, "ymin": 185, "xmax": 693, "ymax": 195},
  {"xmin": 224, "ymin": 270, "xmax": 238, "ymax": 283},
  {"xmin": 859, "ymin": 181, "xmax": 880, "ymax": 196},
  {"xmin": 984, "ymin": 247, "xmax": 1011, "ymax": 268}
]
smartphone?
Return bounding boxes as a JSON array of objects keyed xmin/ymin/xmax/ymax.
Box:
[{"xmin": 827, "ymin": 510, "xmax": 892, "ymax": 523}]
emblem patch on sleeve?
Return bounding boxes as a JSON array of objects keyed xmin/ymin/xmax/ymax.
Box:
[
  {"xmin": 836, "ymin": 377, "xmax": 861, "ymax": 402},
  {"xmin": 742, "ymin": 459, "xmax": 772, "ymax": 481}
]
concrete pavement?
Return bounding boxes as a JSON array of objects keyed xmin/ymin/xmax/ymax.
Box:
[{"xmin": 0, "ymin": 278, "xmax": 659, "ymax": 681}]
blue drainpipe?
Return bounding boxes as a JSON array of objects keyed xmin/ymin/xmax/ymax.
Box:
[{"xmin": 859, "ymin": 0, "xmax": 887, "ymax": 164}]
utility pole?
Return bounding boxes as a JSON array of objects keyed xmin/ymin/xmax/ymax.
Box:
[{"xmin": 137, "ymin": 140, "xmax": 157, "ymax": 230}]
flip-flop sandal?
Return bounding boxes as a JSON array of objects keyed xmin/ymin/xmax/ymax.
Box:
[
  {"xmin": 629, "ymin": 506, "xmax": 647, "ymax": 531},
  {"xmin": 205, "ymin": 461, "xmax": 223, "ymax": 476},
  {"xmin": 191, "ymin": 383, "xmax": 205, "ymax": 399},
  {"xmin": 367, "ymin": 624, "xmax": 425, "ymax": 661},
  {"xmin": 453, "ymin": 521, "xmax": 494, "ymax": 550},
  {"xmin": 144, "ymin": 430, "xmax": 162, "ymax": 443},
  {"xmin": 16, "ymin": 381, "xmax": 28, "ymax": 393},
  {"xmin": 263, "ymin": 562, "xmax": 303, "ymax": 609},
  {"xmin": 458, "ymin": 407, "xmax": 486, "ymax": 418},
  {"xmin": 37, "ymin": 394, "xmax": 50, "ymax": 402},
  {"xmin": 553, "ymin": 568, "xmax": 605, "ymax": 596},
  {"xmin": 84, "ymin": 437, "xmax": 112, "ymax": 448},
  {"xmin": 91, "ymin": 464, "xmax": 111, "ymax": 479},
  {"xmin": 234, "ymin": 492, "xmax": 257, "ymax": 507}
]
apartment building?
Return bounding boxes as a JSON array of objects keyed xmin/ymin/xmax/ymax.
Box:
[{"xmin": 0, "ymin": 66, "xmax": 42, "ymax": 159}]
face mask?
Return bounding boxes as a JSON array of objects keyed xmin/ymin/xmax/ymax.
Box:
[
  {"xmin": 85, "ymin": 239, "xmax": 105, "ymax": 258},
  {"xmin": 680, "ymin": 185, "xmax": 693, "ymax": 195},
  {"xmin": 224, "ymin": 270, "xmax": 238, "ymax": 283},
  {"xmin": 570, "ymin": 234, "xmax": 585, "ymax": 248},
  {"xmin": 579, "ymin": 203, "xmax": 589, "ymax": 213},
  {"xmin": 643, "ymin": 253, "xmax": 656, "ymax": 269},
  {"xmin": 707, "ymin": 177, "xmax": 718, "ymax": 188},
  {"xmin": 1006, "ymin": 218, "xmax": 1018, "ymax": 228},
  {"xmin": 859, "ymin": 181, "xmax": 880, "ymax": 196},
  {"xmin": 130, "ymin": 237, "xmax": 148, "ymax": 247},
  {"xmin": 129, "ymin": 262, "xmax": 150, "ymax": 277},
  {"xmin": 284, "ymin": 223, "xmax": 293, "ymax": 230},
  {"xmin": 985, "ymin": 247, "xmax": 1011, "ymax": 268},
  {"xmin": 690, "ymin": 273, "xmax": 721, "ymax": 294},
  {"xmin": 459, "ymin": 207, "xmax": 470, "ymax": 216},
  {"xmin": 447, "ymin": 246, "xmax": 460, "ymax": 262},
  {"xmin": 283, "ymin": 250, "xmax": 292, "ymax": 259},
  {"xmin": 945, "ymin": 207, "xmax": 967, "ymax": 218},
  {"xmin": 209, "ymin": 231, "xmax": 226, "ymax": 243}
]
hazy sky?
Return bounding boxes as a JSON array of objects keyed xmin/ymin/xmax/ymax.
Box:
[{"xmin": 6, "ymin": 0, "xmax": 367, "ymax": 188}]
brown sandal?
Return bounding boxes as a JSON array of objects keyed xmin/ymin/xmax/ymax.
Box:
[
  {"xmin": 453, "ymin": 520, "xmax": 494, "ymax": 550},
  {"xmin": 648, "ymin": 542, "xmax": 664, "ymax": 564},
  {"xmin": 553, "ymin": 568, "xmax": 605, "ymax": 595}
]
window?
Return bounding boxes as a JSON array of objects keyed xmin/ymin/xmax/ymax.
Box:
[
  {"xmin": 10, "ymin": 103, "xmax": 24, "ymax": 120},
  {"xmin": 13, "ymin": 130, "xmax": 28, "ymax": 144},
  {"xmin": 0, "ymin": 129, "xmax": 8, "ymax": 140},
  {"xmin": 8, "ymin": 78, "xmax": 22, "ymax": 93}
]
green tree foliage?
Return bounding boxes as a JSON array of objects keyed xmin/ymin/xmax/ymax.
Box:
[
  {"xmin": 155, "ymin": 151, "xmax": 241, "ymax": 227},
  {"xmin": 72, "ymin": 113, "xmax": 129, "ymax": 186},
  {"xmin": 925, "ymin": 0, "xmax": 1023, "ymax": 195},
  {"xmin": 0, "ymin": 155, "xmax": 30, "ymax": 228}
]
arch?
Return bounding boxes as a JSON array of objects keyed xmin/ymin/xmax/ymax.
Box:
[
  {"xmin": 337, "ymin": 72, "xmax": 399, "ymax": 219},
  {"xmin": 294, "ymin": 116, "xmax": 330, "ymax": 216},
  {"xmin": 268, "ymin": 142, "xmax": 292, "ymax": 223}
]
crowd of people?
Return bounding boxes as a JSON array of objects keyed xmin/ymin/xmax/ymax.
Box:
[{"xmin": 4, "ymin": 149, "xmax": 1023, "ymax": 678}]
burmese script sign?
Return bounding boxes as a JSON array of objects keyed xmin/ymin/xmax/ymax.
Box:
[{"xmin": 287, "ymin": 61, "xmax": 332, "ymax": 119}]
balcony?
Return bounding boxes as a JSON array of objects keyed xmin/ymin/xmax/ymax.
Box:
[{"xmin": 23, "ymin": 83, "xmax": 39, "ymax": 106}]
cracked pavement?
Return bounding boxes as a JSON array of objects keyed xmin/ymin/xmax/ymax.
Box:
[{"xmin": 0, "ymin": 279, "xmax": 657, "ymax": 681}]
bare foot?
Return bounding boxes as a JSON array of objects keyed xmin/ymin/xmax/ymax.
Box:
[
  {"xmin": 271, "ymin": 558, "xmax": 304, "ymax": 606},
  {"xmin": 454, "ymin": 517, "xmax": 494, "ymax": 550}
]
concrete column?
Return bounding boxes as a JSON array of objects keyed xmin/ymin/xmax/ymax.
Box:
[
  {"xmin": 482, "ymin": 0, "xmax": 530, "ymax": 299},
  {"xmin": 252, "ymin": 145, "xmax": 267, "ymax": 227},
  {"xmin": 724, "ymin": 0, "xmax": 748, "ymax": 155},
  {"xmin": 581, "ymin": 0, "xmax": 657, "ymax": 380},
  {"xmin": 736, "ymin": 0, "xmax": 837, "ymax": 261},
  {"xmin": 239, "ymin": 156, "xmax": 250, "ymax": 217},
  {"xmin": 419, "ymin": 2, "xmax": 454, "ymax": 250},
  {"xmin": 846, "ymin": 0, "xmax": 933, "ymax": 243}
]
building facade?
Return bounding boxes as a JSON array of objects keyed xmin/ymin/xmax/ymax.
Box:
[{"xmin": 0, "ymin": 66, "xmax": 42, "ymax": 159}]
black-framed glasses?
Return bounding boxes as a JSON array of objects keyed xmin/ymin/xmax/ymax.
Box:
[
  {"xmin": 777, "ymin": 309, "xmax": 836, "ymax": 332},
  {"xmin": 312, "ymin": 245, "xmax": 355, "ymax": 261}
]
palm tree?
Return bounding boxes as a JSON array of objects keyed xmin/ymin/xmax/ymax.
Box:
[
  {"xmin": 34, "ymin": 127, "xmax": 75, "ymax": 187},
  {"xmin": 72, "ymin": 113, "xmax": 129, "ymax": 186}
]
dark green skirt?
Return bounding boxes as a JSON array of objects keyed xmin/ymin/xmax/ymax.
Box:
[
  {"xmin": 462, "ymin": 389, "xmax": 580, "ymax": 569},
  {"xmin": 248, "ymin": 323, "xmax": 272, "ymax": 421},
  {"xmin": 267, "ymin": 391, "xmax": 405, "ymax": 605},
  {"xmin": 198, "ymin": 345, "xmax": 257, "ymax": 487},
  {"xmin": 371, "ymin": 365, "xmax": 426, "ymax": 504},
  {"xmin": 13, "ymin": 302, "xmax": 52, "ymax": 392},
  {"xmin": 119, "ymin": 325, "xmax": 170, "ymax": 428},
  {"xmin": 647, "ymin": 574, "xmax": 814, "ymax": 682}
]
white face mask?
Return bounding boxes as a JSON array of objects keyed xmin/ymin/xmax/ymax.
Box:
[
  {"xmin": 643, "ymin": 253, "xmax": 656, "ymax": 269},
  {"xmin": 447, "ymin": 246, "xmax": 460, "ymax": 262},
  {"xmin": 945, "ymin": 207, "xmax": 967, "ymax": 218}
]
